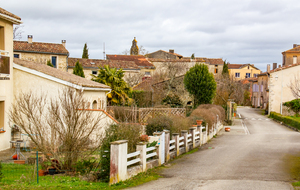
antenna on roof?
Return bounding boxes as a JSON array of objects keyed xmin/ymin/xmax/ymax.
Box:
[{"xmin": 103, "ymin": 42, "xmax": 106, "ymax": 60}]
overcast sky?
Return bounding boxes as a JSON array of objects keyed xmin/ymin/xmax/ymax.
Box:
[{"xmin": 3, "ymin": 0, "xmax": 300, "ymax": 71}]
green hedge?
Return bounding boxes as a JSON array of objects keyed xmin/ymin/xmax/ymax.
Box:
[{"xmin": 269, "ymin": 112, "xmax": 300, "ymax": 130}]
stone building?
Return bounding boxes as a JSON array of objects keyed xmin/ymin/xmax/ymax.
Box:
[
  {"xmin": 13, "ymin": 35, "xmax": 69, "ymax": 71},
  {"xmin": 282, "ymin": 44, "xmax": 300, "ymax": 66}
]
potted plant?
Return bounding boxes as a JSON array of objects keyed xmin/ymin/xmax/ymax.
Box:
[{"xmin": 196, "ymin": 120, "xmax": 203, "ymax": 126}]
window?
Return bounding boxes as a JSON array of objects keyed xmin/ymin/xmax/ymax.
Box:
[
  {"xmin": 51, "ymin": 56, "xmax": 57, "ymax": 68},
  {"xmin": 14, "ymin": 54, "xmax": 20, "ymax": 58},
  {"xmin": 293, "ymin": 56, "xmax": 297, "ymax": 64},
  {"xmin": 248, "ymin": 66, "xmax": 250, "ymax": 69},
  {"xmin": 214, "ymin": 69, "xmax": 218, "ymax": 73},
  {"xmin": 235, "ymin": 73, "xmax": 240, "ymax": 78},
  {"xmin": 145, "ymin": 72, "xmax": 151, "ymax": 75},
  {"xmin": 92, "ymin": 100, "xmax": 97, "ymax": 109},
  {"xmin": 246, "ymin": 73, "xmax": 250, "ymax": 78},
  {"xmin": 92, "ymin": 71, "xmax": 97, "ymax": 75},
  {"xmin": 254, "ymin": 74, "xmax": 258, "ymax": 78}
]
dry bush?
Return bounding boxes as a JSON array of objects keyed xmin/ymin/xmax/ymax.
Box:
[
  {"xmin": 9, "ymin": 88, "xmax": 105, "ymax": 170},
  {"xmin": 107, "ymin": 106, "xmax": 138, "ymax": 123},
  {"xmin": 198, "ymin": 104, "xmax": 225, "ymax": 123},
  {"xmin": 171, "ymin": 116, "xmax": 194, "ymax": 133},
  {"xmin": 190, "ymin": 108, "xmax": 216, "ymax": 130}
]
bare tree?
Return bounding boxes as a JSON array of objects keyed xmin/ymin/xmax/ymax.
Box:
[
  {"xmin": 122, "ymin": 49, "xmax": 130, "ymax": 55},
  {"xmin": 124, "ymin": 72, "xmax": 145, "ymax": 87},
  {"xmin": 9, "ymin": 87, "xmax": 105, "ymax": 170},
  {"xmin": 289, "ymin": 74, "xmax": 300, "ymax": 99},
  {"xmin": 139, "ymin": 45, "xmax": 148, "ymax": 55},
  {"xmin": 13, "ymin": 25, "xmax": 24, "ymax": 40}
]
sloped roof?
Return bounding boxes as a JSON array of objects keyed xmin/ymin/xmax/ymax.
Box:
[
  {"xmin": 282, "ymin": 46, "xmax": 300, "ymax": 53},
  {"xmin": 13, "ymin": 58, "xmax": 110, "ymax": 89},
  {"xmin": 133, "ymin": 78, "xmax": 153, "ymax": 91},
  {"xmin": 207, "ymin": 58, "xmax": 224, "ymax": 65},
  {"xmin": 269, "ymin": 62, "xmax": 300, "ymax": 74},
  {"xmin": 68, "ymin": 58, "xmax": 140, "ymax": 70},
  {"xmin": 14, "ymin": 41, "xmax": 69, "ymax": 55},
  {"xmin": 0, "ymin": 7, "xmax": 21, "ymax": 21},
  {"xmin": 228, "ymin": 63, "xmax": 259, "ymax": 70},
  {"xmin": 148, "ymin": 57, "xmax": 224, "ymax": 65},
  {"xmin": 147, "ymin": 50, "xmax": 183, "ymax": 58},
  {"xmin": 106, "ymin": 55, "xmax": 154, "ymax": 69}
]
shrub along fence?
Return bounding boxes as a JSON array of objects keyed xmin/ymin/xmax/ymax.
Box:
[{"xmin": 109, "ymin": 120, "xmax": 224, "ymax": 184}]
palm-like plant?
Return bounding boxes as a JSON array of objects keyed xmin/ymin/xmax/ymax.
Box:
[{"xmin": 92, "ymin": 65, "xmax": 132, "ymax": 105}]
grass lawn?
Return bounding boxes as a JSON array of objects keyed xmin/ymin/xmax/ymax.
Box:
[{"xmin": 0, "ymin": 163, "xmax": 161, "ymax": 190}]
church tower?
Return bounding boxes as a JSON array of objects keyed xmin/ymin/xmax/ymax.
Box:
[{"xmin": 130, "ymin": 37, "xmax": 139, "ymax": 55}]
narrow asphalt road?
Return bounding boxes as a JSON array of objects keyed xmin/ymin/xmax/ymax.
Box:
[{"xmin": 128, "ymin": 107, "xmax": 300, "ymax": 190}]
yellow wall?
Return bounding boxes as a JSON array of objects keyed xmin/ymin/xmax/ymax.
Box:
[
  {"xmin": 14, "ymin": 52, "xmax": 68, "ymax": 71},
  {"xmin": 229, "ymin": 66, "xmax": 261, "ymax": 80},
  {"xmin": 0, "ymin": 18, "xmax": 14, "ymax": 151},
  {"xmin": 283, "ymin": 52, "xmax": 300, "ymax": 66}
]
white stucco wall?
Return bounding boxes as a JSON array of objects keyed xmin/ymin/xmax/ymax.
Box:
[{"xmin": 269, "ymin": 66, "xmax": 300, "ymax": 114}]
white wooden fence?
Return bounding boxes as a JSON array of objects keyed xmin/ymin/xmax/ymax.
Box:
[{"xmin": 110, "ymin": 120, "xmax": 224, "ymax": 184}]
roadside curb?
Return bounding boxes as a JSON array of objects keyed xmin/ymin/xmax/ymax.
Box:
[{"xmin": 271, "ymin": 118, "xmax": 300, "ymax": 132}]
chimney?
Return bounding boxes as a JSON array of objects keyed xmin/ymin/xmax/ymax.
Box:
[
  {"xmin": 27, "ymin": 35, "xmax": 33, "ymax": 43},
  {"xmin": 273, "ymin": 63, "xmax": 277, "ymax": 70},
  {"xmin": 279, "ymin": 65, "xmax": 281, "ymax": 68},
  {"xmin": 169, "ymin": 49, "xmax": 174, "ymax": 54},
  {"xmin": 293, "ymin": 44, "xmax": 298, "ymax": 48},
  {"xmin": 267, "ymin": 64, "xmax": 270, "ymax": 73},
  {"xmin": 62, "ymin": 40, "xmax": 66, "ymax": 47}
]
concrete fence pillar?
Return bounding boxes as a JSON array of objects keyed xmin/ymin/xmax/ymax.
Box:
[
  {"xmin": 197, "ymin": 126, "xmax": 202, "ymax": 146},
  {"xmin": 136, "ymin": 142, "xmax": 147, "ymax": 172},
  {"xmin": 164, "ymin": 129, "xmax": 170, "ymax": 162},
  {"xmin": 181, "ymin": 130, "xmax": 188, "ymax": 153},
  {"xmin": 153, "ymin": 132, "xmax": 163, "ymax": 164},
  {"xmin": 110, "ymin": 140, "xmax": 128, "ymax": 185},
  {"xmin": 189, "ymin": 127, "xmax": 196, "ymax": 149},
  {"xmin": 155, "ymin": 144, "xmax": 161, "ymax": 166},
  {"xmin": 172, "ymin": 133, "xmax": 180, "ymax": 157}
]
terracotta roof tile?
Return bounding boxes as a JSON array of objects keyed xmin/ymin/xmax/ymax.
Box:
[
  {"xmin": 269, "ymin": 62, "xmax": 300, "ymax": 74},
  {"xmin": 283, "ymin": 46, "xmax": 300, "ymax": 53},
  {"xmin": 14, "ymin": 41, "xmax": 69, "ymax": 55},
  {"xmin": 68, "ymin": 58, "xmax": 140, "ymax": 70},
  {"xmin": 207, "ymin": 58, "xmax": 224, "ymax": 65},
  {"xmin": 106, "ymin": 55, "xmax": 154, "ymax": 69},
  {"xmin": 228, "ymin": 64, "xmax": 244, "ymax": 69},
  {"xmin": 0, "ymin": 7, "xmax": 21, "ymax": 21},
  {"xmin": 14, "ymin": 58, "xmax": 110, "ymax": 89}
]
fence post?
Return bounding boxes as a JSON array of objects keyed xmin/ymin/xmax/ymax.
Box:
[
  {"xmin": 36, "ymin": 151, "xmax": 39, "ymax": 184},
  {"xmin": 155, "ymin": 144, "xmax": 161, "ymax": 166},
  {"xmin": 189, "ymin": 127, "xmax": 196, "ymax": 149},
  {"xmin": 163, "ymin": 129, "xmax": 170, "ymax": 162},
  {"xmin": 172, "ymin": 133, "xmax": 180, "ymax": 157},
  {"xmin": 197, "ymin": 125, "xmax": 201, "ymax": 146},
  {"xmin": 136, "ymin": 142, "xmax": 147, "ymax": 172},
  {"xmin": 110, "ymin": 140, "xmax": 128, "ymax": 185},
  {"xmin": 153, "ymin": 132, "xmax": 164, "ymax": 164},
  {"xmin": 181, "ymin": 130, "xmax": 188, "ymax": 153}
]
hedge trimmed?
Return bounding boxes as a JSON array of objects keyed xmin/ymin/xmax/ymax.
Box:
[{"xmin": 269, "ymin": 112, "xmax": 300, "ymax": 130}]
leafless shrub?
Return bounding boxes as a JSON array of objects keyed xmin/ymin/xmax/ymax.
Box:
[
  {"xmin": 289, "ymin": 74, "xmax": 300, "ymax": 99},
  {"xmin": 9, "ymin": 87, "xmax": 105, "ymax": 170}
]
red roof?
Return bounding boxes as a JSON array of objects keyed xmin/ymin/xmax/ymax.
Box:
[
  {"xmin": 14, "ymin": 41, "xmax": 69, "ymax": 55},
  {"xmin": 68, "ymin": 58, "xmax": 140, "ymax": 70},
  {"xmin": 106, "ymin": 55, "xmax": 154, "ymax": 69}
]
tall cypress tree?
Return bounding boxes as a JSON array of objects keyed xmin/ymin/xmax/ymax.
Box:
[
  {"xmin": 73, "ymin": 61, "xmax": 85, "ymax": 78},
  {"xmin": 222, "ymin": 61, "xmax": 229, "ymax": 77},
  {"xmin": 82, "ymin": 43, "xmax": 89, "ymax": 59}
]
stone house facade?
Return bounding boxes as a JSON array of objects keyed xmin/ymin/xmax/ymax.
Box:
[
  {"xmin": 282, "ymin": 44, "xmax": 300, "ymax": 66},
  {"xmin": 13, "ymin": 36, "xmax": 69, "ymax": 71}
]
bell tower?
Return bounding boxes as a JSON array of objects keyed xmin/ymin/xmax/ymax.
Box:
[{"xmin": 130, "ymin": 37, "xmax": 139, "ymax": 55}]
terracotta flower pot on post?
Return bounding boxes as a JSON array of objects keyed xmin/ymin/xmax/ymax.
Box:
[
  {"xmin": 196, "ymin": 120, "xmax": 203, "ymax": 126},
  {"xmin": 225, "ymin": 127, "xmax": 231, "ymax": 132}
]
